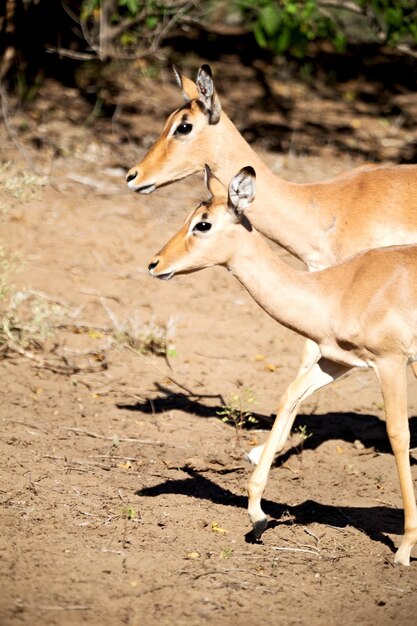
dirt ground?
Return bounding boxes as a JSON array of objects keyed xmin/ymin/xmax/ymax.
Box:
[{"xmin": 1, "ymin": 56, "xmax": 417, "ymax": 626}]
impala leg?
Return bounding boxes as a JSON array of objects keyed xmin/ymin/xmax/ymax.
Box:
[
  {"xmin": 248, "ymin": 358, "xmax": 351, "ymax": 539},
  {"xmin": 247, "ymin": 339, "xmax": 322, "ymax": 466},
  {"xmin": 296, "ymin": 339, "xmax": 323, "ymax": 376},
  {"xmin": 376, "ymin": 358, "xmax": 417, "ymax": 566},
  {"xmin": 411, "ymin": 361, "xmax": 417, "ymax": 380}
]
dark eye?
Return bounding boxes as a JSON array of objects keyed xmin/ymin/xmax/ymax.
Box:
[
  {"xmin": 193, "ymin": 221, "xmax": 211, "ymax": 232},
  {"xmin": 175, "ymin": 123, "xmax": 193, "ymax": 135}
]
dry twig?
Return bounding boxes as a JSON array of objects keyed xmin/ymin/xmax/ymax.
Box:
[
  {"xmin": 60, "ymin": 426, "xmax": 162, "ymax": 445},
  {"xmin": 271, "ymin": 546, "xmax": 320, "ymax": 555}
]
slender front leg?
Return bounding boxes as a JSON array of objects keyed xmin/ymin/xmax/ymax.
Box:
[
  {"xmin": 247, "ymin": 339, "xmax": 322, "ymax": 466},
  {"xmin": 248, "ymin": 358, "xmax": 351, "ymax": 539},
  {"xmin": 296, "ymin": 339, "xmax": 323, "ymax": 377},
  {"xmin": 375, "ymin": 358, "xmax": 417, "ymax": 566}
]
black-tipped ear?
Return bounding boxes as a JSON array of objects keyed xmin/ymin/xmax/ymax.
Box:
[
  {"xmin": 172, "ymin": 65, "xmax": 181, "ymax": 84},
  {"xmin": 228, "ymin": 167, "xmax": 256, "ymax": 217},
  {"xmin": 173, "ymin": 65, "xmax": 199, "ymax": 101},
  {"xmin": 204, "ymin": 164, "xmax": 212, "ymax": 193},
  {"xmin": 204, "ymin": 164, "xmax": 227, "ymax": 198},
  {"xmin": 196, "ymin": 65, "xmax": 221, "ymax": 124}
]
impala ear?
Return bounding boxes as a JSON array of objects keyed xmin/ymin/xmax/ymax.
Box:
[
  {"xmin": 196, "ymin": 65, "xmax": 221, "ymax": 124},
  {"xmin": 173, "ymin": 65, "xmax": 199, "ymax": 101},
  {"xmin": 228, "ymin": 167, "xmax": 256, "ymax": 218},
  {"xmin": 204, "ymin": 164, "xmax": 227, "ymax": 199}
]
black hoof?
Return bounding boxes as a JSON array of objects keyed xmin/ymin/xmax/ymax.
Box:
[{"xmin": 252, "ymin": 518, "xmax": 268, "ymax": 541}]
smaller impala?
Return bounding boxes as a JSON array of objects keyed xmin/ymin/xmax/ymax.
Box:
[{"xmin": 148, "ymin": 165, "xmax": 417, "ymax": 566}]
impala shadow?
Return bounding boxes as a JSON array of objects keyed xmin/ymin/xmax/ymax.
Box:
[
  {"xmin": 136, "ymin": 467, "xmax": 405, "ymax": 557},
  {"xmin": 117, "ymin": 385, "xmax": 417, "ymax": 465}
]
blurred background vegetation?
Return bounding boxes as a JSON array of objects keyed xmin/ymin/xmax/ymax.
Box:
[{"xmin": 1, "ymin": 1, "xmax": 416, "ymax": 100}]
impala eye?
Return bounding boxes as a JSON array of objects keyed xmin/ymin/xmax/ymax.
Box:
[
  {"xmin": 175, "ymin": 123, "xmax": 193, "ymax": 135},
  {"xmin": 193, "ymin": 221, "xmax": 211, "ymax": 233}
]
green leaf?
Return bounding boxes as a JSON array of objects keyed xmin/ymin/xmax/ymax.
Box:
[
  {"xmin": 384, "ymin": 7, "xmax": 403, "ymax": 28},
  {"xmin": 276, "ymin": 28, "xmax": 291, "ymax": 53},
  {"xmin": 254, "ymin": 23, "xmax": 268, "ymax": 48},
  {"xmin": 146, "ymin": 15, "xmax": 158, "ymax": 29},
  {"xmin": 120, "ymin": 0, "xmax": 140, "ymax": 13},
  {"xmin": 259, "ymin": 5, "xmax": 280, "ymax": 36}
]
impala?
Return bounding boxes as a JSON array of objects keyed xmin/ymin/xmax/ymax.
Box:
[
  {"xmin": 128, "ymin": 64, "xmax": 417, "ymax": 464},
  {"xmin": 148, "ymin": 166, "xmax": 417, "ymax": 566}
]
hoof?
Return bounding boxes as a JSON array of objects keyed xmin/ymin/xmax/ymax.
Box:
[
  {"xmin": 394, "ymin": 552, "xmax": 410, "ymax": 567},
  {"xmin": 252, "ymin": 517, "xmax": 268, "ymax": 541},
  {"xmin": 246, "ymin": 444, "xmax": 265, "ymax": 466}
]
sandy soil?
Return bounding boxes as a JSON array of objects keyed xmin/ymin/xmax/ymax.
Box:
[{"xmin": 1, "ymin": 59, "xmax": 417, "ymax": 626}]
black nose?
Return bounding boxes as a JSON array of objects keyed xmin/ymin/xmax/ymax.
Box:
[
  {"xmin": 126, "ymin": 171, "xmax": 137, "ymax": 183},
  {"xmin": 148, "ymin": 259, "xmax": 159, "ymax": 272}
]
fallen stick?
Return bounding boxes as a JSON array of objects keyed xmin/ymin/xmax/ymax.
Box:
[
  {"xmin": 271, "ymin": 546, "xmax": 319, "ymax": 555},
  {"xmin": 60, "ymin": 427, "xmax": 162, "ymax": 445}
]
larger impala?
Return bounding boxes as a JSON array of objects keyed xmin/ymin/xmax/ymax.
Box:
[
  {"xmin": 148, "ymin": 166, "xmax": 417, "ymax": 566},
  {"xmin": 127, "ymin": 65, "xmax": 417, "ymax": 463}
]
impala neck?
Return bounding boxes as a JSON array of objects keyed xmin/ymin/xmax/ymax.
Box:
[
  {"xmin": 211, "ymin": 114, "xmax": 326, "ymax": 266},
  {"xmin": 226, "ymin": 226, "xmax": 327, "ymax": 343}
]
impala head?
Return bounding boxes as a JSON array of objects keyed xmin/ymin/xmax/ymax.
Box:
[
  {"xmin": 126, "ymin": 64, "xmax": 222, "ymax": 194},
  {"xmin": 148, "ymin": 166, "xmax": 256, "ymax": 279}
]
